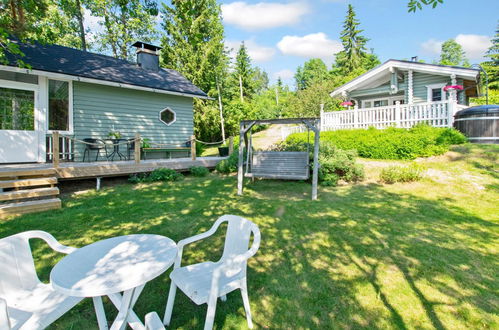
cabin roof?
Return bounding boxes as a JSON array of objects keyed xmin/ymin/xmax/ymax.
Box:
[
  {"xmin": 3, "ymin": 39, "xmax": 208, "ymax": 99},
  {"xmin": 330, "ymin": 59, "xmax": 480, "ymax": 97}
]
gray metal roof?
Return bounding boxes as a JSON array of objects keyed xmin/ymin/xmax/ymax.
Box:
[{"xmin": 5, "ymin": 40, "xmax": 208, "ymax": 98}]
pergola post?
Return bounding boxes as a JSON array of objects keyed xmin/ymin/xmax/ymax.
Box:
[
  {"xmin": 237, "ymin": 123, "xmax": 246, "ymax": 195},
  {"xmin": 311, "ymin": 126, "xmax": 320, "ymax": 200}
]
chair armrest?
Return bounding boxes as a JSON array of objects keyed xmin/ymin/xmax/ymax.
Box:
[
  {"xmin": 0, "ymin": 298, "xmax": 11, "ymax": 329},
  {"xmin": 173, "ymin": 218, "xmax": 225, "ymax": 268},
  {"xmin": 21, "ymin": 231, "xmax": 77, "ymax": 254}
]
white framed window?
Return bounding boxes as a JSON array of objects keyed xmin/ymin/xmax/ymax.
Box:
[
  {"xmin": 47, "ymin": 79, "xmax": 73, "ymax": 133},
  {"xmin": 361, "ymin": 96, "xmax": 404, "ymax": 108},
  {"xmin": 159, "ymin": 107, "xmax": 176, "ymax": 126},
  {"xmin": 426, "ymin": 83, "xmax": 446, "ymax": 102},
  {"xmin": 0, "ymin": 80, "xmax": 38, "ymax": 131}
]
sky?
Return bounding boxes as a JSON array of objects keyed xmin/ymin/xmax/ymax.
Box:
[
  {"xmin": 85, "ymin": 0, "xmax": 499, "ymax": 88},
  {"xmin": 219, "ymin": 0, "xmax": 498, "ymax": 87}
]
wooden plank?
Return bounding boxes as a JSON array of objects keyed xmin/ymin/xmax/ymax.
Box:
[
  {"xmin": 0, "ymin": 168, "xmax": 56, "ymax": 179},
  {"xmin": 0, "ymin": 177, "xmax": 58, "ymax": 189},
  {"xmin": 0, "ymin": 187, "xmax": 59, "ymax": 202},
  {"xmin": 0, "ymin": 198, "xmax": 61, "ymax": 218}
]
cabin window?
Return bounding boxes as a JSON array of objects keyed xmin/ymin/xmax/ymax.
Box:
[
  {"xmin": 431, "ymin": 88, "xmax": 442, "ymax": 101},
  {"xmin": 374, "ymin": 100, "xmax": 388, "ymax": 107},
  {"xmin": 159, "ymin": 107, "xmax": 176, "ymax": 126},
  {"xmin": 0, "ymin": 87, "xmax": 35, "ymax": 130},
  {"xmin": 364, "ymin": 101, "xmax": 372, "ymax": 108},
  {"xmin": 48, "ymin": 80, "xmax": 70, "ymax": 131}
]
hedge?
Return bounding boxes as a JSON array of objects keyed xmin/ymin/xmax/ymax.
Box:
[{"xmin": 285, "ymin": 124, "xmax": 466, "ymax": 160}]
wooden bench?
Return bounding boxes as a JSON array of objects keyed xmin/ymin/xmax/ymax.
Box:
[
  {"xmin": 142, "ymin": 147, "xmax": 191, "ymax": 160},
  {"xmin": 246, "ymin": 151, "xmax": 310, "ymax": 180}
]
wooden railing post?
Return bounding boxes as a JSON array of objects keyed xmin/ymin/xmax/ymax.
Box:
[
  {"xmin": 52, "ymin": 131, "xmax": 60, "ymax": 168},
  {"xmin": 134, "ymin": 133, "xmax": 141, "ymax": 164},
  {"xmin": 228, "ymin": 136, "xmax": 234, "ymax": 155},
  {"xmin": 191, "ymin": 135, "xmax": 196, "ymax": 160}
]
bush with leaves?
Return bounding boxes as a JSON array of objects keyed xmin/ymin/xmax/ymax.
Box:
[
  {"xmin": 318, "ymin": 147, "xmax": 365, "ymax": 186},
  {"xmin": 129, "ymin": 168, "xmax": 183, "ymax": 183},
  {"xmin": 189, "ymin": 166, "xmax": 209, "ymax": 177},
  {"xmin": 215, "ymin": 148, "xmax": 241, "ymax": 173},
  {"xmin": 286, "ymin": 124, "xmax": 466, "ymax": 160},
  {"xmin": 380, "ymin": 164, "xmax": 426, "ymax": 184}
]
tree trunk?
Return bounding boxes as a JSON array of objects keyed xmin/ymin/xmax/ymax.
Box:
[{"xmin": 75, "ymin": 0, "xmax": 87, "ymax": 51}]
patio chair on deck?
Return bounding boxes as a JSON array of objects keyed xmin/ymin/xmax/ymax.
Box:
[
  {"xmin": 82, "ymin": 138, "xmax": 108, "ymax": 162},
  {"xmin": 0, "ymin": 231, "xmax": 83, "ymax": 329},
  {"xmin": 163, "ymin": 215, "xmax": 261, "ymax": 330}
]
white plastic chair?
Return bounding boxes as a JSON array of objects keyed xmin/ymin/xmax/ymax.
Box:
[
  {"xmin": 163, "ymin": 215, "xmax": 261, "ymax": 330},
  {"xmin": 0, "ymin": 230, "xmax": 83, "ymax": 329}
]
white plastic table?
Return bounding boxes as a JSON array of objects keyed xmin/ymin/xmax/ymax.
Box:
[{"xmin": 50, "ymin": 234, "xmax": 177, "ymax": 330}]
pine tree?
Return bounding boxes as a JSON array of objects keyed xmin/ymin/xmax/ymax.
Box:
[
  {"xmin": 233, "ymin": 42, "xmax": 255, "ymax": 101},
  {"xmin": 337, "ymin": 4, "xmax": 369, "ymax": 73},
  {"xmin": 483, "ymin": 22, "xmax": 499, "ymax": 89},
  {"xmin": 439, "ymin": 39, "xmax": 469, "ymax": 67}
]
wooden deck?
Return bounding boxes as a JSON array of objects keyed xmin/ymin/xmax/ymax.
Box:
[{"xmin": 0, "ymin": 157, "xmax": 226, "ymax": 180}]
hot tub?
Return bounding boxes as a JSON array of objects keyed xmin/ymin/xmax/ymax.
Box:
[{"xmin": 454, "ymin": 105, "xmax": 499, "ymax": 144}]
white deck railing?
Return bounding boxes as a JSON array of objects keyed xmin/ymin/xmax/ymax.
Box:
[{"xmin": 321, "ymin": 100, "xmax": 463, "ymax": 131}]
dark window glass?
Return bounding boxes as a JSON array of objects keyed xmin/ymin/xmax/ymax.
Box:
[
  {"xmin": 160, "ymin": 108, "xmax": 175, "ymax": 125},
  {"xmin": 0, "ymin": 87, "xmax": 35, "ymax": 130},
  {"xmin": 49, "ymin": 80, "xmax": 69, "ymax": 130},
  {"xmin": 431, "ymin": 88, "xmax": 442, "ymax": 101}
]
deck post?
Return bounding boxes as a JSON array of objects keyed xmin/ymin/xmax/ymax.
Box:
[
  {"xmin": 353, "ymin": 105, "xmax": 359, "ymax": 128},
  {"xmin": 134, "ymin": 133, "xmax": 141, "ymax": 164},
  {"xmin": 52, "ymin": 131, "xmax": 60, "ymax": 168},
  {"xmin": 228, "ymin": 136, "xmax": 234, "ymax": 155},
  {"xmin": 191, "ymin": 135, "xmax": 196, "ymax": 160},
  {"xmin": 96, "ymin": 177, "xmax": 102, "ymax": 190},
  {"xmin": 395, "ymin": 101, "xmax": 401, "ymax": 127}
]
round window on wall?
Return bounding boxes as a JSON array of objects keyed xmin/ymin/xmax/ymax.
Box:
[{"xmin": 159, "ymin": 107, "xmax": 176, "ymax": 126}]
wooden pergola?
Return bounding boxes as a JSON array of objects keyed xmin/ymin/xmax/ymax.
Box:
[{"xmin": 237, "ymin": 118, "xmax": 321, "ymax": 200}]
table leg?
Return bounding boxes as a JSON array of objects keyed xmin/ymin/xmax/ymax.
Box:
[
  {"xmin": 110, "ymin": 289, "xmax": 134, "ymax": 330},
  {"xmin": 108, "ymin": 284, "xmax": 146, "ymax": 330},
  {"xmin": 93, "ymin": 296, "xmax": 108, "ymax": 330}
]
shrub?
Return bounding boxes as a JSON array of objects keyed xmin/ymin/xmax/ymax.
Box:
[
  {"xmin": 285, "ymin": 124, "xmax": 466, "ymax": 160},
  {"xmin": 380, "ymin": 164, "xmax": 426, "ymax": 184},
  {"xmin": 318, "ymin": 147, "xmax": 365, "ymax": 186},
  {"xmin": 129, "ymin": 168, "xmax": 184, "ymax": 183},
  {"xmin": 215, "ymin": 148, "xmax": 242, "ymax": 173},
  {"xmin": 189, "ymin": 166, "xmax": 209, "ymax": 177}
]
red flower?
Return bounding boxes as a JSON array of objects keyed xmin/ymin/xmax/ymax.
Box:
[
  {"xmin": 443, "ymin": 85, "xmax": 464, "ymax": 92},
  {"xmin": 341, "ymin": 101, "xmax": 353, "ymax": 106}
]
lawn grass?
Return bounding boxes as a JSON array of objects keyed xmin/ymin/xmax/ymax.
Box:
[{"xmin": 1, "ymin": 144, "xmax": 498, "ymax": 329}]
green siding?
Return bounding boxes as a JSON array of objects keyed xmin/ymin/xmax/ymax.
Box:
[
  {"xmin": 349, "ymin": 72, "xmax": 466, "ymax": 105},
  {"xmin": 72, "ymin": 82, "xmax": 193, "ymax": 160}
]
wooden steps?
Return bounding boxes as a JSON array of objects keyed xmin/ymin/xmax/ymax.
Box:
[
  {"xmin": 0, "ymin": 177, "xmax": 58, "ymax": 189},
  {"xmin": 0, "ymin": 187, "xmax": 60, "ymax": 202},
  {"xmin": 0, "ymin": 170, "xmax": 61, "ymax": 219},
  {"xmin": 0, "ymin": 199, "xmax": 61, "ymax": 218}
]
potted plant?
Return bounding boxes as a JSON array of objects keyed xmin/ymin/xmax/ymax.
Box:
[
  {"xmin": 218, "ymin": 145, "xmax": 229, "ymax": 157},
  {"xmin": 108, "ymin": 130, "xmax": 122, "ymax": 139}
]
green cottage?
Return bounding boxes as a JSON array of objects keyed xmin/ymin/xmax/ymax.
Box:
[{"xmin": 0, "ymin": 40, "xmax": 209, "ymax": 164}]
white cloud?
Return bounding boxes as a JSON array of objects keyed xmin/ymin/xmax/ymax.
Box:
[
  {"xmin": 420, "ymin": 34, "xmax": 492, "ymax": 61},
  {"xmin": 225, "ymin": 39, "xmax": 276, "ymax": 63},
  {"xmin": 273, "ymin": 69, "xmax": 294, "ymax": 80},
  {"xmin": 276, "ymin": 33, "xmax": 342, "ymax": 60},
  {"xmin": 221, "ymin": 1, "xmax": 309, "ymax": 30},
  {"xmin": 421, "ymin": 38, "xmax": 442, "ymax": 56},
  {"xmin": 455, "ymin": 34, "xmax": 492, "ymax": 60}
]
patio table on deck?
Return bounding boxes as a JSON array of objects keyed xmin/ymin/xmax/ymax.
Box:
[{"xmin": 50, "ymin": 235, "xmax": 177, "ymax": 330}]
